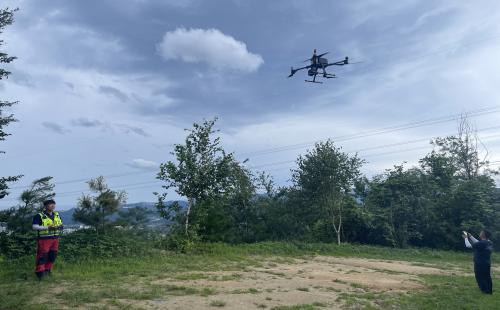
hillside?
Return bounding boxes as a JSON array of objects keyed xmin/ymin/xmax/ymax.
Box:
[{"xmin": 58, "ymin": 201, "xmax": 187, "ymax": 227}]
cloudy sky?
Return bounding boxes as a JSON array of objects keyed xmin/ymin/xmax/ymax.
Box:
[{"xmin": 1, "ymin": 0, "xmax": 500, "ymax": 209}]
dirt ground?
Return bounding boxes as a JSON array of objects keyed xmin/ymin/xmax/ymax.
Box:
[{"xmin": 113, "ymin": 256, "xmax": 453, "ymax": 310}]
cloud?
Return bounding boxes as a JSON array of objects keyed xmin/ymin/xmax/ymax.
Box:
[
  {"xmin": 157, "ymin": 28, "xmax": 264, "ymax": 72},
  {"xmin": 126, "ymin": 158, "xmax": 159, "ymax": 170},
  {"xmin": 116, "ymin": 124, "xmax": 151, "ymax": 137},
  {"xmin": 98, "ymin": 85, "xmax": 129, "ymax": 102},
  {"xmin": 42, "ymin": 122, "xmax": 69, "ymax": 135},
  {"xmin": 71, "ymin": 118, "xmax": 104, "ymax": 128},
  {"xmin": 71, "ymin": 118, "xmax": 150, "ymax": 137}
]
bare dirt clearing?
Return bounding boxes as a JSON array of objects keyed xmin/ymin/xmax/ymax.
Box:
[{"xmin": 115, "ymin": 256, "xmax": 457, "ymax": 309}]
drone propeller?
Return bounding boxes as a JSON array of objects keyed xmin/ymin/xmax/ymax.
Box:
[
  {"xmin": 288, "ymin": 67, "xmax": 296, "ymax": 78},
  {"xmin": 302, "ymin": 51, "xmax": 329, "ymax": 63}
]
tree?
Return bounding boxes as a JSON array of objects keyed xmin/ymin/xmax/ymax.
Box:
[
  {"xmin": 73, "ymin": 176, "xmax": 127, "ymax": 234},
  {"xmin": 292, "ymin": 140, "xmax": 364, "ymax": 244},
  {"xmin": 116, "ymin": 207, "xmax": 150, "ymax": 229},
  {"xmin": 223, "ymin": 162, "xmax": 259, "ymax": 242},
  {"xmin": 366, "ymin": 166, "xmax": 435, "ymax": 247},
  {"xmin": 0, "ymin": 7, "xmax": 22, "ymax": 199},
  {"xmin": 431, "ymin": 115, "xmax": 488, "ymax": 180},
  {"xmin": 156, "ymin": 118, "xmax": 238, "ymax": 237},
  {"xmin": 0, "ymin": 177, "xmax": 55, "ymax": 234}
]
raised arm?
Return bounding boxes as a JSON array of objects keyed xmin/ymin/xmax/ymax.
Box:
[
  {"xmin": 465, "ymin": 237, "xmax": 472, "ymax": 248},
  {"xmin": 467, "ymin": 233, "xmax": 479, "ymax": 244}
]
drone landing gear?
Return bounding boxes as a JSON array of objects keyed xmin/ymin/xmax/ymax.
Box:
[{"xmin": 305, "ymin": 80, "xmax": 323, "ymax": 84}]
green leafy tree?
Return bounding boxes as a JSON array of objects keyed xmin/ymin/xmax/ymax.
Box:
[
  {"xmin": 222, "ymin": 162, "xmax": 258, "ymax": 242},
  {"xmin": 366, "ymin": 166, "xmax": 434, "ymax": 247},
  {"xmin": 156, "ymin": 118, "xmax": 238, "ymax": 238},
  {"xmin": 73, "ymin": 176, "xmax": 127, "ymax": 234},
  {"xmin": 0, "ymin": 7, "xmax": 22, "ymax": 199},
  {"xmin": 0, "ymin": 177, "xmax": 55, "ymax": 233},
  {"xmin": 292, "ymin": 140, "xmax": 364, "ymax": 244}
]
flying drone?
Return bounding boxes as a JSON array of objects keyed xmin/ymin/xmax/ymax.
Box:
[{"xmin": 288, "ymin": 49, "xmax": 351, "ymax": 83}]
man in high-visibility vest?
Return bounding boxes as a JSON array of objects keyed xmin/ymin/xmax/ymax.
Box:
[{"xmin": 32, "ymin": 199, "xmax": 63, "ymax": 280}]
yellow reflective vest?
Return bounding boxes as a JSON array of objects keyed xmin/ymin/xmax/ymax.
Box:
[{"xmin": 38, "ymin": 211, "xmax": 63, "ymax": 238}]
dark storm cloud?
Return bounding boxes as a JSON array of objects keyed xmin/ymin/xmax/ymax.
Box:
[{"xmin": 5, "ymin": 0, "xmax": 309, "ymax": 124}]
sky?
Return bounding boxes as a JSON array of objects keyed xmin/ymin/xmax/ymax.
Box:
[{"xmin": 1, "ymin": 0, "xmax": 500, "ymax": 209}]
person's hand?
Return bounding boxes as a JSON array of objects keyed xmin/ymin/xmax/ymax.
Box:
[{"xmin": 462, "ymin": 231, "xmax": 468, "ymax": 239}]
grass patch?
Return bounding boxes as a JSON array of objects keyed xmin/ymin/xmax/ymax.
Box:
[
  {"xmin": 209, "ymin": 300, "xmax": 226, "ymax": 307},
  {"xmin": 230, "ymin": 288, "xmax": 260, "ymax": 294},
  {"xmin": 389, "ymin": 274, "xmax": 500, "ymax": 309}
]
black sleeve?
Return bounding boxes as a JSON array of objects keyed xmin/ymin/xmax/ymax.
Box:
[{"xmin": 32, "ymin": 214, "xmax": 42, "ymax": 225}]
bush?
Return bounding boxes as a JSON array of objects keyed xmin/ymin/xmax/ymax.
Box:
[
  {"xmin": 0, "ymin": 228, "xmax": 159, "ymax": 262},
  {"xmin": 0, "ymin": 232, "xmax": 35, "ymax": 259}
]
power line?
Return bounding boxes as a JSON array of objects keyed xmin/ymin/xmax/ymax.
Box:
[
  {"xmin": 6, "ymin": 107, "xmax": 500, "ymax": 192},
  {"xmin": 1, "ymin": 181, "xmax": 163, "ymax": 204},
  {"xmin": 346, "ymin": 32, "xmax": 500, "ymax": 78},
  {"xmin": 4, "ymin": 124, "xmax": 500, "ymax": 203},
  {"xmin": 239, "ymin": 106, "xmax": 500, "ymax": 158},
  {"xmin": 55, "ymin": 180, "xmax": 161, "ymax": 198},
  {"xmin": 8, "ymin": 170, "xmax": 155, "ymax": 190},
  {"xmin": 248, "ymin": 127, "xmax": 500, "ymax": 171}
]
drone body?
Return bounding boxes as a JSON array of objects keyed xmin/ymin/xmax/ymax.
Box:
[{"xmin": 288, "ymin": 49, "xmax": 349, "ymax": 83}]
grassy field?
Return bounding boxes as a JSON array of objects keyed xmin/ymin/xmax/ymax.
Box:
[{"xmin": 0, "ymin": 242, "xmax": 498, "ymax": 309}]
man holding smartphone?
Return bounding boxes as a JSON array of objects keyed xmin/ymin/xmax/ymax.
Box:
[
  {"xmin": 463, "ymin": 230, "xmax": 493, "ymax": 294},
  {"xmin": 32, "ymin": 199, "xmax": 63, "ymax": 280}
]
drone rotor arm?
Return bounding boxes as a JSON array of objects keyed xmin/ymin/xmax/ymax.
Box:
[{"xmin": 288, "ymin": 65, "xmax": 310, "ymax": 78}]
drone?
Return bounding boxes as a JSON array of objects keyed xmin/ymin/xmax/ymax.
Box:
[{"xmin": 288, "ymin": 49, "xmax": 350, "ymax": 83}]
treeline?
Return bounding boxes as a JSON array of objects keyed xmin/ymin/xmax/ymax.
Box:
[
  {"xmin": 152, "ymin": 117, "xmax": 500, "ymax": 250},
  {"xmin": 1, "ymin": 117, "xmax": 499, "ymax": 255}
]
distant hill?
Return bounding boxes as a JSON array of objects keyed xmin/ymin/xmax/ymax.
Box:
[{"xmin": 59, "ymin": 201, "xmax": 187, "ymax": 228}]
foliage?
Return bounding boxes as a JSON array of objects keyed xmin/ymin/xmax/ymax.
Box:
[
  {"xmin": 73, "ymin": 176, "xmax": 127, "ymax": 234},
  {"xmin": 0, "ymin": 177, "xmax": 55, "ymax": 234},
  {"xmin": 151, "ymin": 116, "xmax": 500, "ymax": 250},
  {"xmin": 0, "ymin": 228, "xmax": 157, "ymax": 261},
  {"xmin": 156, "ymin": 118, "xmax": 257, "ymax": 242},
  {"xmin": 291, "ymin": 139, "xmax": 364, "ymax": 244},
  {"xmin": 0, "ymin": 7, "xmax": 22, "ymax": 200}
]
